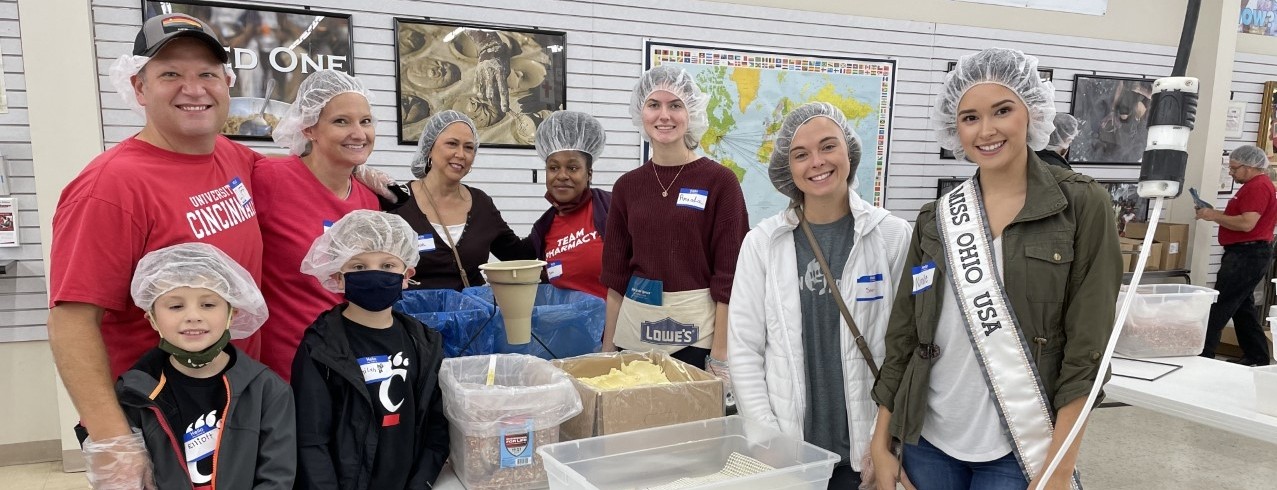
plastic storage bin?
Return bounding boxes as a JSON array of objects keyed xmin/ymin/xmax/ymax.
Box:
[
  {"xmin": 395, "ymin": 289, "xmax": 496, "ymax": 357},
  {"xmin": 537, "ymin": 415, "xmax": 839, "ymax": 489},
  {"xmin": 463, "ymin": 284, "xmax": 605, "ymax": 360},
  {"xmin": 440, "ymin": 354, "xmax": 582, "ymax": 490},
  {"xmin": 1254, "ymin": 365, "xmax": 1277, "ymax": 418},
  {"xmin": 1115, "ymin": 284, "xmax": 1219, "ymax": 357}
]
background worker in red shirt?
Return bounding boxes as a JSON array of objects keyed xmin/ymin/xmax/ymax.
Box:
[{"xmin": 1197, "ymin": 144, "xmax": 1277, "ymax": 366}]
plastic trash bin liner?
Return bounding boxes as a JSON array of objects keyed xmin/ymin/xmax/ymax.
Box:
[
  {"xmin": 462, "ymin": 284, "xmax": 605, "ymax": 360},
  {"xmin": 395, "ymin": 289, "xmax": 496, "ymax": 357}
]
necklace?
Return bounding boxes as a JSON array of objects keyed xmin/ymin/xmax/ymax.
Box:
[{"xmin": 652, "ymin": 163, "xmax": 685, "ymax": 198}]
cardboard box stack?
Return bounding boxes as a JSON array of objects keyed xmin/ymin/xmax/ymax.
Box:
[
  {"xmin": 552, "ymin": 352, "xmax": 725, "ymax": 441},
  {"xmin": 1119, "ymin": 237, "xmax": 1162, "ymax": 272},
  {"xmin": 1124, "ymin": 222, "xmax": 1190, "ymax": 271}
]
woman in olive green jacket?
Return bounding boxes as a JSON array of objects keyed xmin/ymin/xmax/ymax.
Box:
[{"xmin": 869, "ymin": 48, "xmax": 1121, "ymax": 490}]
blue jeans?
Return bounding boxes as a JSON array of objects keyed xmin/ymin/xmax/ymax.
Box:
[{"xmin": 901, "ymin": 437, "xmax": 1026, "ymax": 490}]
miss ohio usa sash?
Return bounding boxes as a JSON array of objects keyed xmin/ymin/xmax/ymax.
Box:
[{"xmin": 937, "ymin": 179, "xmax": 1081, "ymax": 489}]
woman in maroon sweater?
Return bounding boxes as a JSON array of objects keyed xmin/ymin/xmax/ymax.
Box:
[{"xmin": 600, "ymin": 65, "xmax": 748, "ymax": 382}]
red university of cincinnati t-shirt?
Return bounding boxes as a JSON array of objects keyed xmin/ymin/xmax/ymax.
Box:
[
  {"xmin": 543, "ymin": 199, "xmax": 606, "ymax": 298},
  {"xmin": 49, "ymin": 136, "xmax": 264, "ymax": 379},
  {"xmin": 254, "ymin": 155, "xmax": 379, "ymax": 381},
  {"xmin": 1219, "ymin": 175, "xmax": 1277, "ymax": 246}
]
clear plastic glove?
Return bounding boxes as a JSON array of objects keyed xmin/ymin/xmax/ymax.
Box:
[
  {"xmin": 82, "ymin": 432, "xmax": 156, "ymax": 490},
  {"xmin": 704, "ymin": 355, "xmax": 735, "ymax": 408},
  {"xmin": 353, "ymin": 165, "xmax": 398, "ymax": 201}
]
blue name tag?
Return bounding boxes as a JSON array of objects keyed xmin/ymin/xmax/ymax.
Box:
[
  {"xmin": 625, "ymin": 275, "xmax": 663, "ymax": 306},
  {"xmin": 856, "ymin": 273, "xmax": 885, "ymax": 301},
  {"xmin": 322, "ymin": 219, "xmax": 334, "ymax": 232},
  {"xmin": 676, "ymin": 188, "xmax": 709, "ymax": 211},
  {"xmin": 357, "ymin": 355, "xmax": 392, "ymax": 384},
  {"xmin": 417, "ymin": 234, "xmax": 435, "ymax": 252},
  {"xmin": 911, "ymin": 262, "xmax": 936, "ymax": 294},
  {"xmin": 546, "ymin": 261, "xmax": 563, "ymax": 280}
]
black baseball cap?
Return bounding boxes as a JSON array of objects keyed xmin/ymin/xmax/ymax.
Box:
[{"xmin": 133, "ymin": 13, "xmax": 228, "ymax": 63}]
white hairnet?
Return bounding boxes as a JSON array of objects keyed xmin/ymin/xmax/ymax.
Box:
[
  {"xmin": 1046, "ymin": 113, "xmax": 1079, "ymax": 151},
  {"xmin": 273, "ymin": 69, "xmax": 374, "ymax": 155},
  {"xmin": 130, "ymin": 242, "xmax": 266, "ymax": 340},
  {"xmin": 1232, "ymin": 144, "xmax": 1269, "ymax": 169},
  {"xmin": 411, "ymin": 110, "xmax": 479, "ymax": 179},
  {"xmin": 934, "ymin": 48, "xmax": 1056, "ymax": 161},
  {"xmin": 768, "ymin": 102, "xmax": 862, "ymax": 202},
  {"xmin": 629, "ymin": 65, "xmax": 710, "ymax": 150},
  {"xmin": 301, "ymin": 210, "xmax": 420, "ymax": 293},
  {"xmin": 535, "ymin": 110, "xmax": 607, "ymax": 165},
  {"xmin": 109, "ymin": 54, "xmax": 237, "ymax": 117}
]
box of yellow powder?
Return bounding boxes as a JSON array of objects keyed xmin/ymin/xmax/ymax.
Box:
[{"xmin": 553, "ymin": 351, "xmax": 724, "ymax": 441}]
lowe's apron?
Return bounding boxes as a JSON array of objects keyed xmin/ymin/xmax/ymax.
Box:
[
  {"xmin": 937, "ymin": 178, "xmax": 1082, "ymax": 489},
  {"xmin": 613, "ymin": 275, "xmax": 716, "ymax": 353}
]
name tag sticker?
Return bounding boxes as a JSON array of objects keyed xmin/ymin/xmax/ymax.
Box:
[
  {"xmin": 228, "ymin": 177, "xmax": 252, "ymax": 208},
  {"xmin": 322, "ymin": 219, "xmax": 334, "ymax": 232},
  {"xmin": 546, "ymin": 261, "xmax": 563, "ymax": 280},
  {"xmin": 417, "ymin": 234, "xmax": 436, "ymax": 252},
  {"xmin": 912, "ymin": 262, "xmax": 936, "ymax": 294},
  {"xmin": 357, "ymin": 355, "xmax": 391, "ymax": 384},
  {"xmin": 676, "ymin": 188, "xmax": 709, "ymax": 211},
  {"xmin": 856, "ymin": 273, "xmax": 884, "ymax": 301}
]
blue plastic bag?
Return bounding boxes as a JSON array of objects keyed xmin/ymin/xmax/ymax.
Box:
[
  {"xmin": 395, "ymin": 289, "xmax": 497, "ymax": 357},
  {"xmin": 462, "ymin": 284, "xmax": 605, "ymax": 360}
]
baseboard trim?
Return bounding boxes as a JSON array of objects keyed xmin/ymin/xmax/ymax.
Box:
[
  {"xmin": 0, "ymin": 440, "xmax": 60, "ymax": 467},
  {"xmin": 61, "ymin": 448, "xmax": 85, "ymax": 472}
]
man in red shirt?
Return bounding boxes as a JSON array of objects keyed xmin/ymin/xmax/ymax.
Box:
[
  {"xmin": 47, "ymin": 14, "xmax": 263, "ymax": 485},
  {"xmin": 1197, "ymin": 144, "xmax": 1277, "ymax": 366}
]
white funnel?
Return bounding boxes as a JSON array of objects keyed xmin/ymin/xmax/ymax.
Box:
[{"xmin": 479, "ymin": 260, "xmax": 546, "ymax": 345}]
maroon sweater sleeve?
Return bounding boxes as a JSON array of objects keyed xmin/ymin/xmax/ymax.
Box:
[{"xmin": 707, "ymin": 170, "xmax": 749, "ymax": 303}]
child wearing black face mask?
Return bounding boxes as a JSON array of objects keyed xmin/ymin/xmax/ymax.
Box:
[{"xmin": 292, "ymin": 210, "xmax": 450, "ymax": 489}]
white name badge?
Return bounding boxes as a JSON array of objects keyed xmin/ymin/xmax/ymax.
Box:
[
  {"xmin": 228, "ymin": 177, "xmax": 252, "ymax": 208},
  {"xmin": 911, "ymin": 261, "xmax": 936, "ymax": 294},
  {"xmin": 357, "ymin": 355, "xmax": 392, "ymax": 384},
  {"xmin": 676, "ymin": 188, "xmax": 709, "ymax": 211},
  {"xmin": 546, "ymin": 261, "xmax": 563, "ymax": 280},
  {"xmin": 322, "ymin": 220, "xmax": 334, "ymax": 233},
  {"xmin": 417, "ymin": 234, "xmax": 436, "ymax": 252},
  {"xmin": 856, "ymin": 273, "xmax": 884, "ymax": 301}
]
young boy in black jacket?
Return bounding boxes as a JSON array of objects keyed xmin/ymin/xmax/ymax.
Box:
[
  {"xmin": 292, "ymin": 210, "xmax": 450, "ymax": 489},
  {"xmin": 87, "ymin": 243, "xmax": 295, "ymax": 490}
]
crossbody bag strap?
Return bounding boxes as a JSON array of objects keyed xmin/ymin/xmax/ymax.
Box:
[
  {"xmin": 797, "ymin": 208, "xmax": 880, "ymax": 378},
  {"xmin": 418, "ymin": 182, "xmax": 471, "ymax": 289}
]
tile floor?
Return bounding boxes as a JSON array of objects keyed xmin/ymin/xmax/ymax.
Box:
[{"xmin": 1, "ymin": 404, "xmax": 1273, "ymax": 489}]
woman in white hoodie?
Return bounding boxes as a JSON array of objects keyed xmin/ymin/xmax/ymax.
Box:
[{"xmin": 729, "ymin": 102, "xmax": 910, "ymax": 489}]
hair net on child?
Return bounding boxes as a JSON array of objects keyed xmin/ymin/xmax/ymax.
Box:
[
  {"xmin": 768, "ymin": 102, "xmax": 863, "ymax": 203},
  {"xmin": 934, "ymin": 47, "xmax": 1056, "ymax": 161},
  {"xmin": 629, "ymin": 65, "xmax": 710, "ymax": 150},
  {"xmin": 410, "ymin": 110, "xmax": 479, "ymax": 179},
  {"xmin": 130, "ymin": 242, "xmax": 267, "ymax": 339},
  {"xmin": 1232, "ymin": 144, "xmax": 1270, "ymax": 169},
  {"xmin": 535, "ymin": 110, "xmax": 607, "ymax": 166},
  {"xmin": 1046, "ymin": 113, "xmax": 1079, "ymax": 151},
  {"xmin": 301, "ymin": 210, "xmax": 420, "ymax": 292},
  {"xmin": 108, "ymin": 55, "xmax": 237, "ymax": 117},
  {"xmin": 272, "ymin": 69, "xmax": 374, "ymax": 155}
]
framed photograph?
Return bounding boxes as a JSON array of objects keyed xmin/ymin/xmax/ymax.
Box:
[
  {"xmin": 1220, "ymin": 150, "xmax": 1236, "ymax": 193},
  {"xmin": 1100, "ymin": 180, "xmax": 1151, "ymax": 236},
  {"xmin": 142, "ymin": 1, "xmax": 354, "ymax": 140},
  {"xmin": 394, "ymin": 19, "xmax": 567, "ymax": 148},
  {"xmin": 1069, "ymin": 75, "xmax": 1154, "ymax": 165},
  {"xmin": 645, "ymin": 41, "xmax": 896, "ymax": 225},
  {"xmin": 1257, "ymin": 81, "xmax": 1277, "ymax": 158},
  {"xmin": 940, "ymin": 62, "xmax": 1051, "ymax": 160},
  {"xmin": 936, "ymin": 178, "xmax": 965, "ymax": 199}
]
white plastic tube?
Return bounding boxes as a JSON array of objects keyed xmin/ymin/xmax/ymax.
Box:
[{"xmin": 1034, "ymin": 196, "xmax": 1165, "ymax": 489}]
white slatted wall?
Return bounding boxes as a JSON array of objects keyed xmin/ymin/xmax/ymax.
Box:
[
  {"xmin": 89, "ymin": 0, "xmax": 1222, "ymax": 269},
  {"xmin": 0, "ymin": 0, "xmax": 47, "ymax": 342}
]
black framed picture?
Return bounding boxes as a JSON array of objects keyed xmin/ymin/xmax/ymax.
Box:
[
  {"xmin": 1100, "ymin": 180, "xmax": 1151, "ymax": 236},
  {"xmin": 936, "ymin": 178, "xmax": 965, "ymax": 199},
  {"xmin": 141, "ymin": 0, "xmax": 354, "ymax": 140},
  {"xmin": 1069, "ymin": 75, "xmax": 1154, "ymax": 165},
  {"xmin": 394, "ymin": 19, "xmax": 567, "ymax": 148},
  {"xmin": 940, "ymin": 62, "xmax": 1052, "ymax": 159}
]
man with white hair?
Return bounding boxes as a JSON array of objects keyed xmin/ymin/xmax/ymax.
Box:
[
  {"xmin": 1197, "ymin": 144, "xmax": 1277, "ymax": 366},
  {"xmin": 47, "ymin": 13, "xmax": 263, "ymax": 484}
]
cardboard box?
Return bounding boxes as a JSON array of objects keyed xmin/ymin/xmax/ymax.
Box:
[
  {"xmin": 1124, "ymin": 222, "xmax": 1190, "ymax": 270},
  {"xmin": 552, "ymin": 352, "xmax": 724, "ymax": 441},
  {"xmin": 1118, "ymin": 237, "xmax": 1163, "ymax": 271},
  {"xmin": 1122, "ymin": 251, "xmax": 1134, "ymax": 273}
]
